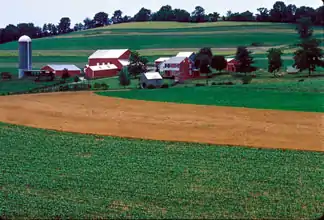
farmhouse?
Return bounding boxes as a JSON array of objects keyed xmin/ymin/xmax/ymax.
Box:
[
  {"xmin": 162, "ymin": 57, "xmax": 199, "ymax": 80},
  {"xmin": 88, "ymin": 49, "xmax": 131, "ymax": 70},
  {"xmin": 140, "ymin": 72, "xmax": 163, "ymax": 88},
  {"xmin": 154, "ymin": 57, "xmax": 170, "ymax": 71},
  {"xmin": 41, "ymin": 64, "xmax": 81, "ymax": 77},
  {"xmin": 226, "ymin": 58, "xmax": 239, "ymax": 72},
  {"xmin": 84, "ymin": 63, "xmax": 118, "ymax": 79}
]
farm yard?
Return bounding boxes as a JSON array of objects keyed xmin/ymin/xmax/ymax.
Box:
[{"xmin": 0, "ymin": 19, "xmax": 324, "ymax": 219}]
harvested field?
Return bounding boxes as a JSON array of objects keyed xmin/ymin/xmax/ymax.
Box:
[{"xmin": 0, "ymin": 92, "xmax": 322, "ymax": 151}]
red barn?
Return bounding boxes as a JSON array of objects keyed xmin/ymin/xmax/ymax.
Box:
[
  {"xmin": 88, "ymin": 49, "xmax": 131, "ymax": 70},
  {"xmin": 41, "ymin": 64, "xmax": 81, "ymax": 77},
  {"xmin": 154, "ymin": 57, "xmax": 170, "ymax": 70},
  {"xmin": 226, "ymin": 58, "xmax": 240, "ymax": 72},
  {"xmin": 161, "ymin": 57, "xmax": 200, "ymax": 80},
  {"xmin": 84, "ymin": 63, "xmax": 119, "ymax": 79}
]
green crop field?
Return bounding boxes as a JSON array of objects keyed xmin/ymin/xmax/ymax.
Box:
[
  {"xmin": 0, "ymin": 123, "xmax": 323, "ymax": 219},
  {"xmin": 98, "ymin": 78, "xmax": 324, "ymax": 112}
]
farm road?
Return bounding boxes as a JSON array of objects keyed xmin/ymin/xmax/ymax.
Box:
[{"xmin": 0, "ymin": 91, "xmax": 323, "ymax": 152}]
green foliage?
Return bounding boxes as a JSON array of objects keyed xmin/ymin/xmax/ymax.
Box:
[
  {"xmin": 293, "ymin": 38, "xmax": 323, "ymax": 76},
  {"xmin": 211, "ymin": 55, "xmax": 227, "ymax": 72},
  {"xmin": 267, "ymin": 48, "xmax": 283, "ymax": 76},
  {"xmin": 93, "ymin": 12, "xmax": 109, "ymax": 27},
  {"xmin": 74, "ymin": 75, "xmax": 80, "ymax": 83},
  {"xmin": 61, "ymin": 68, "xmax": 70, "ymax": 81},
  {"xmin": 235, "ymin": 46, "xmax": 255, "ymax": 74},
  {"xmin": 295, "ymin": 17, "xmax": 313, "ymax": 39},
  {"xmin": 128, "ymin": 51, "xmax": 148, "ymax": 79},
  {"xmin": 147, "ymin": 84, "xmax": 156, "ymax": 89},
  {"xmin": 1, "ymin": 123, "xmax": 323, "ymax": 218},
  {"xmin": 241, "ymin": 75, "xmax": 253, "ymax": 84},
  {"xmin": 118, "ymin": 67, "xmax": 131, "ymax": 87},
  {"xmin": 98, "ymin": 84, "xmax": 324, "ymax": 112}
]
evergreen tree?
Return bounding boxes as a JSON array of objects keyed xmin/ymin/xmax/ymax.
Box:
[
  {"xmin": 118, "ymin": 67, "xmax": 131, "ymax": 88},
  {"xmin": 267, "ymin": 48, "xmax": 283, "ymax": 76},
  {"xmin": 235, "ymin": 46, "xmax": 255, "ymax": 75}
]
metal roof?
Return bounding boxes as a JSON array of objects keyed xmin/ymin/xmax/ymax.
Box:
[
  {"xmin": 118, "ymin": 59, "xmax": 130, "ymax": 66},
  {"xmin": 176, "ymin": 52, "xmax": 194, "ymax": 58},
  {"xmin": 46, "ymin": 64, "xmax": 81, "ymax": 71},
  {"xmin": 89, "ymin": 63, "xmax": 118, "ymax": 71},
  {"xmin": 18, "ymin": 35, "xmax": 31, "ymax": 42},
  {"xmin": 155, "ymin": 57, "xmax": 170, "ymax": 62},
  {"xmin": 89, "ymin": 49, "xmax": 129, "ymax": 59},
  {"xmin": 226, "ymin": 58, "xmax": 235, "ymax": 62},
  {"xmin": 143, "ymin": 72, "xmax": 163, "ymax": 80},
  {"xmin": 164, "ymin": 57, "xmax": 186, "ymax": 64}
]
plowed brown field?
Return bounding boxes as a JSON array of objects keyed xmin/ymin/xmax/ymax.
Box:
[{"xmin": 0, "ymin": 91, "xmax": 323, "ymax": 151}]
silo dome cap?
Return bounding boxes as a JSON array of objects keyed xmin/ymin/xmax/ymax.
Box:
[{"xmin": 18, "ymin": 35, "xmax": 31, "ymax": 42}]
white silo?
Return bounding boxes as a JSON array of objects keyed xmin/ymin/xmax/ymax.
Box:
[{"xmin": 18, "ymin": 35, "xmax": 32, "ymax": 79}]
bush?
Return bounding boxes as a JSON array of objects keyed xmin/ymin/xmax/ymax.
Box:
[
  {"xmin": 241, "ymin": 75, "xmax": 253, "ymax": 84},
  {"xmin": 195, "ymin": 83, "xmax": 206, "ymax": 87},
  {"xmin": 101, "ymin": 83, "xmax": 109, "ymax": 90},
  {"xmin": 147, "ymin": 84, "xmax": 156, "ymax": 89},
  {"xmin": 161, "ymin": 83, "xmax": 169, "ymax": 88},
  {"xmin": 74, "ymin": 76, "xmax": 80, "ymax": 83},
  {"xmin": 93, "ymin": 83, "xmax": 101, "ymax": 90}
]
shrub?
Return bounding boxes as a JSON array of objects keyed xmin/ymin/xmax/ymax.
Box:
[
  {"xmin": 241, "ymin": 75, "xmax": 253, "ymax": 84},
  {"xmin": 161, "ymin": 83, "xmax": 169, "ymax": 88},
  {"xmin": 74, "ymin": 76, "xmax": 80, "ymax": 83},
  {"xmin": 147, "ymin": 84, "xmax": 156, "ymax": 89},
  {"xmin": 211, "ymin": 82, "xmax": 217, "ymax": 85},
  {"xmin": 101, "ymin": 83, "xmax": 109, "ymax": 90},
  {"xmin": 93, "ymin": 83, "xmax": 101, "ymax": 90},
  {"xmin": 195, "ymin": 83, "xmax": 205, "ymax": 87}
]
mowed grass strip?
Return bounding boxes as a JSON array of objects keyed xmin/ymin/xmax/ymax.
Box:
[
  {"xmin": 0, "ymin": 123, "xmax": 323, "ymax": 219},
  {"xmin": 98, "ymin": 85, "xmax": 324, "ymax": 112}
]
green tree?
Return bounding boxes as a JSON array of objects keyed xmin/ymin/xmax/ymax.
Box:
[
  {"xmin": 61, "ymin": 68, "xmax": 70, "ymax": 82},
  {"xmin": 118, "ymin": 67, "xmax": 131, "ymax": 88},
  {"xmin": 134, "ymin": 8, "xmax": 151, "ymax": 21},
  {"xmin": 235, "ymin": 46, "xmax": 255, "ymax": 75},
  {"xmin": 128, "ymin": 51, "xmax": 148, "ymax": 79},
  {"xmin": 211, "ymin": 55, "xmax": 227, "ymax": 73},
  {"xmin": 191, "ymin": 6, "xmax": 206, "ymax": 22},
  {"xmin": 112, "ymin": 10, "xmax": 123, "ymax": 23},
  {"xmin": 58, "ymin": 17, "xmax": 71, "ymax": 34},
  {"xmin": 94, "ymin": 12, "xmax": 109, "ymax": 27},
  {"xmin": 296, "ymin": 17, "xmax": 313, "ymax": 39},
  {"xmin": 267, "ymin": 48, "xmax": 283, "ymax": 77},
  {"xmin": 293, "ymin": 38, "xmax": 323, "ymax": 76}
]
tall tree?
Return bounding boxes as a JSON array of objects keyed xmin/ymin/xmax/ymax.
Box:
[
  {"xmin": 295, "ymin": 6, "xmax": 316, "ymax": 22},
  {"xmin": 315, "ymin": 6, "xmax": 324, "ymax": 26},
  {"xmin": 152, "ymin": 5, "xmax": 175, "ymax": 21},
  {"xmin": 134, "ymin": 8, "xmax": 151, "ymax": 21},
  {"xmin": 191, "ymin": 6, "xmax": 206, "ymax": 22},
  {"xmin": 211, "ymin": 55, "xmax": 227, "ymax": 73},
  {"xmin": 118, "ymin": 67, "xmax": 131, "ymax": 88},
  {"xmin": 112, "ymin": 10, "xmax": 123, "ymax": 23},
  {"xmin": 285, "ymin": 4, "xmax": 297, "ymax": 22},
  {"xmin": 58, "ymin": 17, "xmax": 71, "ymax": 34},
  {"xmin": 3, "ymin": 24, "xmax": 20, "ymax": 42},
  {"xmin": 83, "ymin": 18, "xmax": 95, "ymax": 29},
  {"xmin": 73, "ymin": 23, "xmax": 84, "ymax": 31},
  {"xmin": 256, "ymin": 8, "xmax": 270, "ymax": 22},
  {"xmin": 270, "ymin": 1, "xmax": 287, "ymax": 22},
  {"xmin": 128, "ymin": 51, "xmax": 148, "ymax": 79},
  {"xmin": 94, "ymin": 12, "xmax": 109, "ymax": 27},
  {"xmin": 42, "ymin": 24, "xmax": 49, "ymax": 36},
  {"xmin": 208, "ymin": 12, "xmax": 220, "ymax": 22},
  {"xmin": 195, "ymin": 47, "xmax": 213, "ymax": 84},
  {"xmin": 296, "ymin": 17, "xmax": 313, "ymax": 39},
  {"xmin": 174, "ymin": 9, "xmax": 191, "ymax": 22},
  {"xmin": 267, "ymin": 48, "xmax": 283, "ymax": 76},
  {"xmin": 235, "ymin": 46, "xmax": 255, "ymax": 75}
]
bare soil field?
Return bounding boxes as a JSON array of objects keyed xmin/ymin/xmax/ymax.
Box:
[{"xmin": 0, "ymin": 91, "xmax": 323, "ymax": 152}]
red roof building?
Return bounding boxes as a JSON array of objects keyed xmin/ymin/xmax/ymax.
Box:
[
  {"xmin": 41, "ymin": 64, "xmax": 81, "ymax": 77},
  {"xmin": 226, "ymin": 58, "xmax": 240, "ymax": 72},
  {"xmin": 88, "ymin": 49, "xmax": 131, "ymax": 70}
]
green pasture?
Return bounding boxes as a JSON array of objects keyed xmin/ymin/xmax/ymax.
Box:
[
  {"xmin": 98, "ymin": 78, "xmax": 324, "ymax": 112},
  {"xmin": 0, "ymin": 123, "xmax": 323, "ymax": 219}
]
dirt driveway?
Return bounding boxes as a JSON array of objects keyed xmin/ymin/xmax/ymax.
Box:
[{"xmin": 0, "ymin": 92, "xmax": 323, "ymax": 152}]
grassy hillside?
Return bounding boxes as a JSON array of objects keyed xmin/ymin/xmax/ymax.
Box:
[
  {"xmin": 0, "ymin": 22, "xmax": 322, "ymax": 50},
  {"xmin": 98, "ymin": 79, "xmax": 324, "ymax": 112},
  {"xmin": 0, "ymin": 123, "xmax": 323, "ymax": 219}
]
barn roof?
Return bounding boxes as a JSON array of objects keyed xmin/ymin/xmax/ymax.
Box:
[
  {"xmin": 118, "ymin": 59, "xmax": 130, "ymax": 66},
  {"xmin": 164, "ymin": 57, "xmax": 186, "ymax": 64},
  {"xmin": 89, "ymin": 63, "xmax": 118, "ymax": 71},
  {"xmin": 89, "ymin": 49, "xmax": 129, "ymax": 59},
  {"xmin": 176, "ymin": 52, "xmax": 194, "ymax": 58},
  {"xmin": 155, "ymin": 57, "xmax": 170, "ymax": 62},
  {"xmin": 143, "ymin": 72, "xmax": 163, "ymax": 80},
  {"xmin": 46, "ymin": 64, "xmax": 81, "ymax": 71}
]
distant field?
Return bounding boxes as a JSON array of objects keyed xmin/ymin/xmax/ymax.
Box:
[
  {"xmin": 0, "ymin": 22, "xmax": 322, "ymax": 51},
  {"xmin": 0, "ymin": 123, "xmax": 323, "ymax": 219},
  {"xmin": 98, "ymin": 80, "xmax": 324, "ymax": 112}
]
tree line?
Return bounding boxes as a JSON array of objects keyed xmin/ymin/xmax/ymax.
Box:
[{"xmin": 0, "ymin": 1, "xmax": 323, "ymax": 45}]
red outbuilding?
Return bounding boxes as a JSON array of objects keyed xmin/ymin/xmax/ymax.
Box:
[
  {"xmin": 84, "ymin": 63, "xmax": 119, "ymax": 79},
  {"xmin": 88, "ymin": 49, "xmax": 131, "ymax": 70},
  {"xmin": 226, "ymin": 58, "xmax": 240, "ymax": 72},
  {"xmin": 41, "ymin": 64, "xmax": 81, "ymax": 77},
  {"xmin": 161, "ymin": 57, "xmax": 200, "ymax": 80}
]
